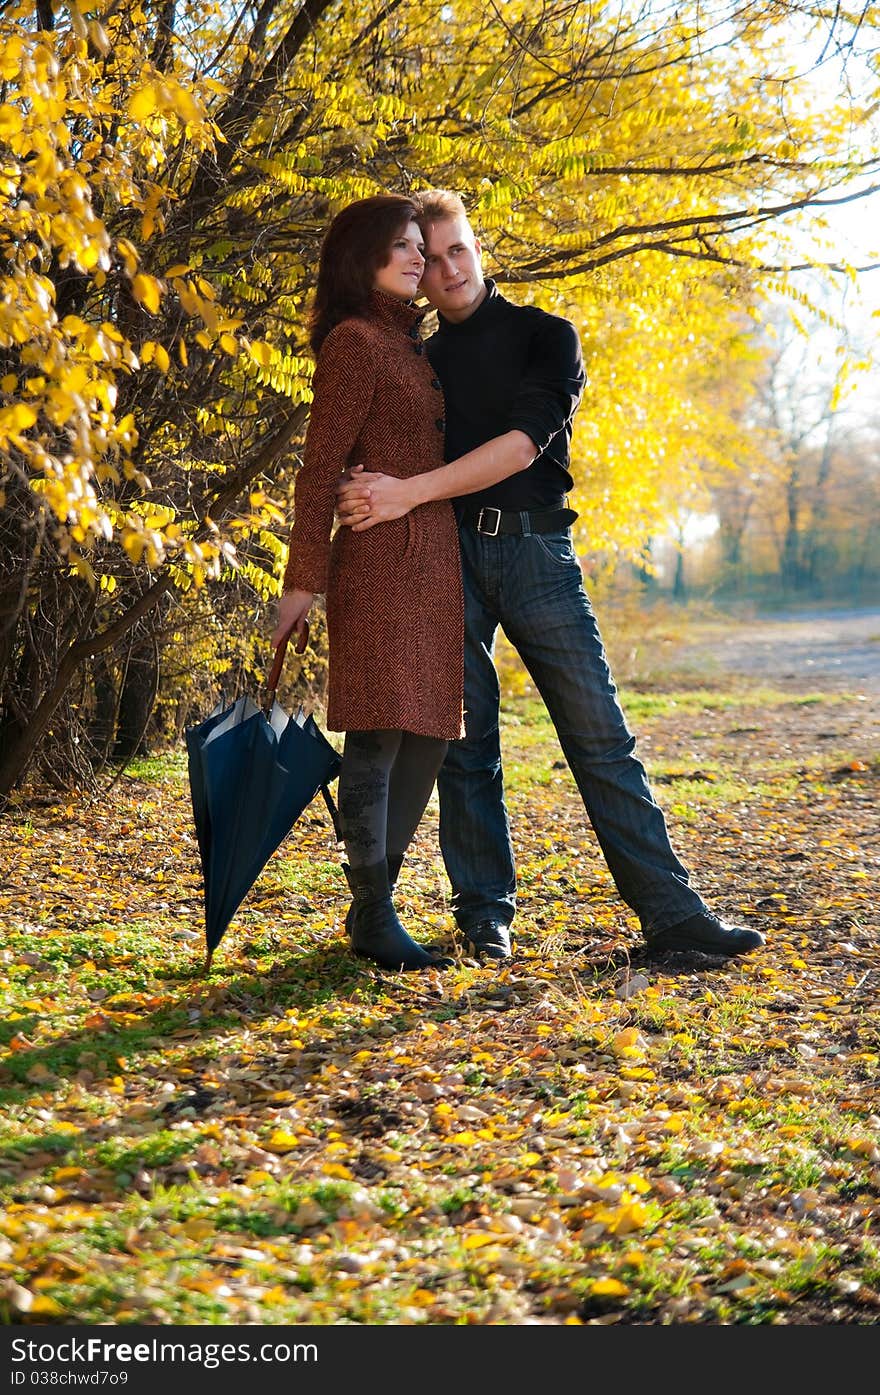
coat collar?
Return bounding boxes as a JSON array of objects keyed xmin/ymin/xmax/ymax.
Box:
[{"xmin": 368, "ymin": 288, "xmax": 426, "ymax": 334}]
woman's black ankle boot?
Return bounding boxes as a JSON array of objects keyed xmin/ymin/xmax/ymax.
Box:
[
  {"xmin": 387, "ymin": 852, "xmax": 404, "ymax": 893},
  {"xmin": 342, "ymin": 859, "xmax": 448, "ymax": 971},
  {"xmin": 345, "ymin": 852, "xmax": 404, "ymax": 938}
]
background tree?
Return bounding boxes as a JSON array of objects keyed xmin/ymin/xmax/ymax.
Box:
[{"xmin": 689, "ymin": 299, "xmax": 879, "ymax": 600}]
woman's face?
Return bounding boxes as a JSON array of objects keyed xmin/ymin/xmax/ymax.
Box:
[{"xmin": 373, "ymin": 220, "xmax": 425, "ymax": 300}]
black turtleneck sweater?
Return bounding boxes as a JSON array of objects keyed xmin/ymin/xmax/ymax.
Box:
[{"xmin": 425, "ymin": 279, "xmax": 586, "ymax": 513}]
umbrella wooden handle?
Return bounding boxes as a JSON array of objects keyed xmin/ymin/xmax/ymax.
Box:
[{"xmin": 267, "ymin": 620, "xmax": 309, "ymax": 699}]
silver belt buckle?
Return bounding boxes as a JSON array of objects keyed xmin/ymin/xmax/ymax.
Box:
[{"xmin": 477, "ymin": 507, "xmax": 501, "ymax": 536}]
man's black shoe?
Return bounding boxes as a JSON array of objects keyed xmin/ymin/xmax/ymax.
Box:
[
  {"xmin": 647, "ymin": 912, "xmax": 764, "ymax": 957},
  {"xmin": 462, "ymin": 920, "xmax": 512, "ymax": 961}
]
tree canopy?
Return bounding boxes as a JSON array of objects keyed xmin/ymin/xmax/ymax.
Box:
[{"xmin": 1, "ymin": 0, "xmax": 879, "ymax": 793}]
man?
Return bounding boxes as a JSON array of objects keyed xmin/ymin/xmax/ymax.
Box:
[{"xmin": 336, "ymin": 189, "xmax": 764, "ymax": 963}]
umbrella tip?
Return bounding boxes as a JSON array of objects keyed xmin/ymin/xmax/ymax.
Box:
[{"xmin": 204, "ymin": 947, "xmax": 214, "ymax": 975}]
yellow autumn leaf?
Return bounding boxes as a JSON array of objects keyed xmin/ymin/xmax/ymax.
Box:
[
  {"xmin": 662, "ymin": 1113, "xmax": 686, "ymax": 1133},
  {"xmin": 245, "ymin": 1170, "xmax": 274, "ymax": 1186},
  {"xmin": 607, "ymin": 1201, "xmax": 650, "ymax": 1235},
  {"xmin": 462, "ymin": 1233, "xmax": 498, "ymax": 1250},
  {"xmin": 132, "ymin": 274, "xmax": 163, "ymax": 314},
  {"xmin": 122, "ymin": 532, "xmax": 147, "ymax": 565},
  {"xmin": 262, "ymin": 1129, "xmax": 301, "ymax": 1153},
  {"xmin": 321, "ymin": 1163, "xmax": 354, "ymax": 1179},
  {"xmin": 0, "ymin": 403, "xmax": 37, "ymax": 433},
  {"xmin": 846, "ymin": 1137, "xmax": 879, "ymax": 1157},
  {"xmin": 29, "ymin": 1295, "xmax": 63, "ymax": 1316},
  {"xmin": 0, "ymin": 104, "xmax": 24, "ymax": 139},
  {"xmin": 613, "ymin": 1027, "xmax": 641, "ymax": 1051},
  {"xmin": 0, "ymin": 38, "xmax": 22, "ymax": 81},
  {"xmin": 590, "ymin": 1277, "xmax": 630, "ymax": 1298},
  {"xmin": 247, "ymin": 340, "xmax": 274, "ymax": 367},
  {"xmin": 625, "ymin": 1174, "xmax": 653, "ymax": 1195},
  {"xmin": 181, "ymin": 1218, "xmax": 214, "ymax": 1241},
  {"xmin": 128, "ymin": 83, "xmax": 159, "ymax": 122},
  {"xmin": 68, "ymin": 552, "xmax": 96, "ymax": 588}
]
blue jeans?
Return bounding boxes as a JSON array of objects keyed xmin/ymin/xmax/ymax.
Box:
[{"xmin": 437, "ymin": 523, "xmax": 709, "ymax": 937}]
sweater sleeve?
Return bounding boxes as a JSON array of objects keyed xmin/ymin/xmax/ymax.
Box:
[
  {"xmin": 283, "ymin": 321, "xmax": 377, "ymax": 593},
  {"xmin": 505, "ymin": 314, "xmax": 586, "ymax": 454}
]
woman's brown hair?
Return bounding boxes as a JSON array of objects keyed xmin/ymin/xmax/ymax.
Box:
[{"xmin": 309, "ymin": 194, "xmax": 421, "ymax": 353}]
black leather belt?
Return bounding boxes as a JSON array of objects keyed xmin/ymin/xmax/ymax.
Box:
[{"xmin": 460, "ymin": 506, "xmax": 578, "ymax": 536}]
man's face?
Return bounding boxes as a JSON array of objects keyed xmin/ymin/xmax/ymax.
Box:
[{"xmin": 420, "ymin": 214, "xmax": 485, "ymax": 321}]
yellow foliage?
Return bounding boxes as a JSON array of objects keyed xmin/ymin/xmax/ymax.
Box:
[{"xmin": 1, "ymin": 2, "xmax": 872, "ymax": 593}]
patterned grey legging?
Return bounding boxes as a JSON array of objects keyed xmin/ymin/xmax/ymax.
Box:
[{"xmin": 338, "ymin": 729, "xmax": 449, "ymax": 869}]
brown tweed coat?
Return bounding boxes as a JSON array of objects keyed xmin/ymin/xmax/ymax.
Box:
[{"xmin": 283, "ymin": 291, "xmax": 465, "ymax": 739}]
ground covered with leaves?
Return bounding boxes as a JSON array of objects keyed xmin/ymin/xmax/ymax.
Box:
[{"xmin": 1, "ymin": 612, "xmax": 878, "ymax": 1326}]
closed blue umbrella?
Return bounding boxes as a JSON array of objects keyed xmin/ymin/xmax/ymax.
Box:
[{"xmin": 185, "ymin": 626, "xmax": 342, "ymax": 971}]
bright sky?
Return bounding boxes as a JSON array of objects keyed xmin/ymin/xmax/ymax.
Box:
[{"xmin": 764, "ymin": 19, "xmax": 880, "ymax": 424}]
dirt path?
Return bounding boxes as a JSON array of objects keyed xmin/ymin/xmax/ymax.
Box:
[{"xmin": 661, "ymin": 606, "xmax": 880, "ymax": 693}]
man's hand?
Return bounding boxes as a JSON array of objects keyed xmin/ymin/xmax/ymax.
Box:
[
  {"xmin": 272, "ymin": 588, "xmax": 313, "ymax": 649},
  {"xmin": 336, "ymin": 466, "xmax": 420, "ymax": 531},
  {"xmin": 335, "ymin": 464, "xmax": 373, "ymax": 526}
]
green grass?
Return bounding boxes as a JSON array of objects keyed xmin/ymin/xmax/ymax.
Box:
[
  {"xmin": 503, "ymin": 687, "xmax": 846, "ymax": 731},
  {"xmin": 124, "ymin": 750, "xmax": 189, "ymax": 782}
]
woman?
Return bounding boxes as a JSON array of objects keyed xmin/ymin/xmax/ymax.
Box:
[{"xmin": 272, "ymin": 195, "xmax": 464, "ymax": 971}]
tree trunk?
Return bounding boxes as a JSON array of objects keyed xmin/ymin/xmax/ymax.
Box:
[
  {"xmin": 672, "ymin": 538, "xmax": 686, "ymax": 601},
  {"xmin": 113, "ymin": 633, "xmax": 160, "ymax": 762},
  {"xmin": 781, "ymin": 468, "xmax": 804, "ymax": 591},
  {"xmin": 89, "ymin": 655, "xmax": 118, "ymax": 763},
  {"xmin": 0, "ymin": 577, "xmax": 172, "ymax": 801},
  {"xmin": 802, "ymin": 423, "xmax": 835, "ymax": 592}
]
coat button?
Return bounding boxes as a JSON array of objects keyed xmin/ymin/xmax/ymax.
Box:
[
  {"xmin": 431, "ymin": 377, "xmax": 442, "ymax": 390},
  {"xmin": 408, "ymin": 325, "xmax": 421, "ymax": 339},
  {"xmin": 414, "ymin": 343, "xmax": 424, "ymax": 354},
  {"xmin": 436, "ymin": 417, "xmax": 445, "ymax": 431}
]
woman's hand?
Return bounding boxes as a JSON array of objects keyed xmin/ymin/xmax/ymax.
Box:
[
  {"xmin": 272, "ymin": 589, "xmax": 313, "ymax": 649},
  {"xmin": 336, "ymin": 465, "xmax": 420, "ymax": 531}
]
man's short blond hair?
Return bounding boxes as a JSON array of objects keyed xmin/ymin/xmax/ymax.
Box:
[{"xmin": 416, "ymin": 189, "xmax": 469, "ymax": 223}]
